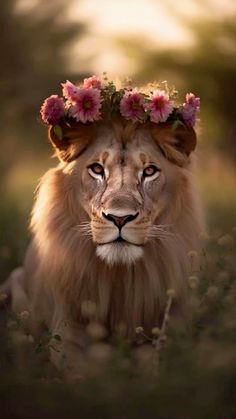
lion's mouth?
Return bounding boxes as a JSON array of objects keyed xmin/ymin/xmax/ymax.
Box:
[
  {"xmin": 113, "ymin": 237, "xmax": 143, "ymax": 247},
  {"xmin": 113, "ymin": 236, "xmax": 126, "ymax": 243},
  {"xmin": 96, "ymin": 239, "xmax": 144, "ymax": 265},
  {"xmin": 97, "ymin": 237, "xmax": 143, "ymax": 247}
]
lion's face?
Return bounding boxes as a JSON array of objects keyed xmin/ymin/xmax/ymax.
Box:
[{"xmin": 69, "ymin": 123, "xmax": 186, "ymax": 265}]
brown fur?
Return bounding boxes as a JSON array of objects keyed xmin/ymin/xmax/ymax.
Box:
[{"xmin": 4, "ymin": 120, "xmax": 203, "ymax": 369}]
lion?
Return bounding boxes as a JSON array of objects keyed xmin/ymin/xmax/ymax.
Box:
[{"xmin": 2, "ymin": 118, "xmax": 203, "ymax": 370}]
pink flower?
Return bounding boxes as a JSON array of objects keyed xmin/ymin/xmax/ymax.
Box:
[
  {"xmin": 147, "ymin": 90, "xmax": 173, "ymax": 123},
  {"xmin": 61, "ymin": 80, "xmax": 80, "ymax": 101},
  {"xmin": 83, "ymin": 75, "xmax": 102, "ymax": 89},
  {"xmin": 181, "ymin": 93, "xmax": 200, "ymax": 127},
  {"xmin": 120, "ymin": 89, "xmax": 145, "ymax": 122},
  {"xmin": 68, "ymin": 88, "xmax": 101, "ymax": 123},
  {"xmin": 40, "ymin": 95, "xmax": 65, "ymax": 125}
]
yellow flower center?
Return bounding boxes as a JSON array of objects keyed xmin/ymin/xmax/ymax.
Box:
[{"xmin": 84, "ymin": 99, "xmax": 92, "ymax": 109}]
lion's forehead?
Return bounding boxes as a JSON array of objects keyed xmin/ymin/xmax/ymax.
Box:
[
  {"xmin": 89, "ymin": 127, "xmax": 160, "ymax": 167},
  {"xmin": 91, "ymin": 145, "xmax": 160, "ymax": 174}
]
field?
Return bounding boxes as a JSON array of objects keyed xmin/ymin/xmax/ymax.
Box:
[
  {"xmin": 0, "ymin": 150, "xmax": 235, "ymax": 419},
  {"xmin": 1, "ymin": 0, "xmax": 236, "ymax": 416}
]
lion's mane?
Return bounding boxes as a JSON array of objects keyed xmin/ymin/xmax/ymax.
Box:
[{"xmin": 28, "ymin": 122, "xmax": 203, "ymax": 338}]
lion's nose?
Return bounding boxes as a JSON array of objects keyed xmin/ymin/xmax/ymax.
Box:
[{"xmin": 102, "ymin": 212, "xmax": 139, "ymax": 228}]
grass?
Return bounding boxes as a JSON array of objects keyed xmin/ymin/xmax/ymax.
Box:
[{"xmin": 0, "ymin": 152, "xmax": 236, "ymax": 419}]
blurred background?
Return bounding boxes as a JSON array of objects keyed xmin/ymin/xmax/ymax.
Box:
[
  {"xmin": 1, "ymin": 0, "xmax": 236, "ymax": 278},
  {"xmin": 1, "ymin": 3, "xmax": 236, "ymax": 417}
]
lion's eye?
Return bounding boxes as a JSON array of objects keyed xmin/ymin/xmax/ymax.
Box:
[
  {"xmin": 88, "ymin": 163, "xmax": 104, "ymax": 178},
  {"xmin": 143, "ymin": 165, "xmax": 159, "ymax": 178}
]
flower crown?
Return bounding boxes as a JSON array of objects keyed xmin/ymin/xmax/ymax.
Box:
[{"xmin": 40, "ymin": 74, "xmax": 200, "ymax": 135}]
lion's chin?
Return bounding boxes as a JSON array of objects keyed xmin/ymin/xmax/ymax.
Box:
[{"xmin": 96, "ymin": 242, "xmax": 143, "ymax": 266}]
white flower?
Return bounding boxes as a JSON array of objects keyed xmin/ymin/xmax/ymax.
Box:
[
  {"xmin": 189, "ymin": 275, "xmax": 199, "ymax": 289},
  {"xmin": 151, "ymin": 327, "xmax": 161, "ymax": 336},
  {"xmin": 217, "ymin": 234, "xmax": 233, "ymax": 246},
  {"xmin": 136, "ymin": 326, "xmax": 144, "ymax": 334},
  {"xmin": 188, "ymin": 250, "xmax": 198, "ymax": 258},
  {"xmin": 18, "ymin": 310, "xmax": 30, "ymax": 320},
  {"xmin": 166, "ymin": 288, "xmax": 176, "ymax": 297}
]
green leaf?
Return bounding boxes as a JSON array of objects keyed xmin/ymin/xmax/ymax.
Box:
[
  {"xmin": 53, "ymin": 125, "xmax": 63, "ymax": 140},
  {"xmin": 171, "ymin": 120, "xmax": 185, "ymax": 132},
  {"xmin": 216, "ymin": 258, "xmax": 226, "ymax": 269},
  {"xmin": 40, "ymin": 331, "xmax": 52, "ymax": 345},
  {"xmin": 53, "ymin": 334, "xmax": 62, "ymax": 342},
  {"xmin": 35, "ymin": 344, "xmax": 43, "ymax": 353},
  {"xmin": 8, "ymin": 311, "xmax": 20, "ymax": 324}
]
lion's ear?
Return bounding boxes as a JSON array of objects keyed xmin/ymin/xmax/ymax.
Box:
[
  {"xmin": 48, "ymin": 122, "xmax": 95, "ymax": 162},
  {"xmin": 151, "ymin": 122, "xmax": 197, "ymax": 166}
]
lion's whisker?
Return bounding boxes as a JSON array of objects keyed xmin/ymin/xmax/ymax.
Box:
[
  {"xmin": 151, "ymin": 224, "xmax": 173, "ymax": 230},
  {"xmin": 80, "ymin": 231, "xmax": 92, "ymax": 236},
  {"xmin": 79, "ymin": 235, "xmax": 92, "ymax": 245},
  {"xmin": 79, "ymin": 229, "xmax": 92, "ymax": 235},
  {"xmin": 74, "ymin": 224, "xmax": 93, "ymax": 239},
  {"xmin": 150, "ymin": 224, "xmax": 174, "ymax": 236},
  {"xmin": 149, "ymin": 229, "xmax": 174, "ymax": 236},
  {"xmin": 148, "ymin": 233, "xmax": 171, "ymax": 239},
  {"xmin": 150, "ymin": 232, "xmax": 174, "ymax": 238},
  {"xmin": 148, "ymin": 226, "xmax": 176, "ymax": 241}
]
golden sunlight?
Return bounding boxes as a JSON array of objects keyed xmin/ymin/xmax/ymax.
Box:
[{"xmin": 69, "ymin": 0, "xmax": 236, "ymax": 74}]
